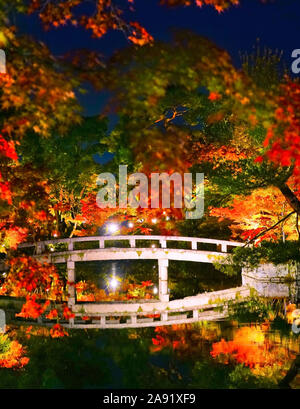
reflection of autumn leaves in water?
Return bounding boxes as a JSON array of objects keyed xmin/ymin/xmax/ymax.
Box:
[
  {"xmin": 210, "ymin": 325, "xmax": 297, "ymax": 372},
  {"xmin": 0, "ymin": 333, "xmax": 29, "ymax": 369},
  {"xmin": 151, "ymin": 323, "xmax": 221, "ymax": 354},
  {"xmin": 151, "ymin": 323, "xmax": 299, "ymax": 376}
]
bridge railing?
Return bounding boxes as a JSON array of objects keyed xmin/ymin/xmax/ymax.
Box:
[{"xmin": 18, "ymin": 235, "xmax": 244, "ymax": 255}]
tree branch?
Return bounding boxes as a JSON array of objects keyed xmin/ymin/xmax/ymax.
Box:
[
  {"xmin": 278, "ymin": 183, "xmax": 300, "ymax": 215},
  {"xmin": 244, "ymin": 210, "xmax": 296, "ymax": 246}
]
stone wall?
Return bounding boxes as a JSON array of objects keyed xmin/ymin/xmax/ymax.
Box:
[{"xmin": 242, "ymin": 262, "xmax": 300, "ymax": 301}]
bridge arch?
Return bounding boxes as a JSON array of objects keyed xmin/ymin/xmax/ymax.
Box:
[{"xmin": 19, "ymin": 235, "xmax": 244, "ymax": 306}]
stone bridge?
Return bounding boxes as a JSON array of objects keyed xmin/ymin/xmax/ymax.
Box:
[
  {"xmin": 19, "ymin": 235, "xmax": 244, "ymax": 304},
  {"xmin": 6, "ymin": 235, "xmax": 251, "ymax": 329}
]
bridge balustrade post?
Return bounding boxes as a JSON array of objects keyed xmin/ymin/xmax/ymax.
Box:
[
  {"xmin": 160, "ymin": 239, "xmax": 167, "ymax": 248},
  {"xmin": 67, "ymin": 261, "xmax": 75, "ymax": 308},
  {"xmin": 158, "ymin": 259, "xmax": 169, "ymax": 302},
  {"xmin": 0, "ymin": 309, "xmax": 6, "ymax": 333},
  {"xmin": 99, "ymin": 239, "xmax": 105, "ymax": 249},
  {"xmin": 221, "ymin": 243, "xmax": 227, "ymax": 253},
  {"xmin": 36, "ymin": 243, "xmax": 45, "ymax": 255},
  {"xmin": 223, "ymin": 304, "xmax": 229, "ymax": 316},
  {"xmin": 191, "ymin": 240, "xmax": 197, "ymax": 250},
  {"xmin": 161, "ymin": 312, "xmax": 168, "ymax": 321},
  {"xmin": 129, "ymin": 239, "xmax": 136, "ymax": 248},
  {"xmin": 68, "ymin": 241, "xmax": 73, "ymax": 251},
  {"xmin": 193, "ymin": 309, "xmax": 199, "ymax": 320}
]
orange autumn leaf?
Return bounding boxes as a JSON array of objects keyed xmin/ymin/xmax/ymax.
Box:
[
  {"xmin": 0, "ymin": 134, "xmax": 18, "ymax": 161},
  {"xmin": 62, "ymin": 305, "xmax": 75, "ymax": 320},
  {"xmin": 208, "ymin": 91, "xmax": 222, "ymax": 101},
  {"xmin": 46, "ymin": 309, "xmax": 59, "ymax": 320},
  {"xmin": 16, "ymin": 295, "xmax": 50, "ymax": 319},
  {"xmin": 50, "ymin": 323, "xmax": 69, "ymax": 338}
]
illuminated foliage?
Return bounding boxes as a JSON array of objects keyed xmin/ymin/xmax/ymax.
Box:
[
  {"xmin": 210, "ymin": 187, "xmax": 299, "ymax": 242},
  {"xmin": 259, "ymin": 81, "xmax": 300, "ymax": 184},
  {"xmin": 0, "ymin": 333, "xmax": 29, "ymax": 369},
  {"xmin": 0, "ymin": 0, "xmax": 271, "ymax": 49},
  {"xmin": 0, "ymin": 257, "xmax": 63, "ymax": 298},
  {"xmin": 161, "ymin": 0, "xmax": 239, "ymax": 13},
  {"xmin": 76, "ymin": 278, "xmax": 155, "ymax": 302},
  {"xmin": 95, "ymin": 32, "xmax": 299, "ymax": 242},
  {"xmin": 0, "ymin": 257, "xmax": 74, "ymax": 337},
  {"xmin": 49, "ymin": 323, "xmax": 69, "ymax": 338},
  {"xmin": 0, "ymin": 0, "xmax": 154, "ymax": 46}
]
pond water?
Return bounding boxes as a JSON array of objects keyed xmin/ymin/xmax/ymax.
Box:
[
  {"xmin": 1, "ymin": 258, "xmax": 299, "ymax": 389},
  {"xmin": 69, "ymin": 260, "xmax": 241, "ymax": 302},
  {"xmin": 0, "ymin": 318, "xmax": 299, "ymax": 389}
]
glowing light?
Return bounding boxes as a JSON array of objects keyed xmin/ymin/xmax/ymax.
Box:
[
  {"xmin": 153, "ymin": 286, "xmax": 158, "ymax": 295},
  {"xmin": 128, "ymin": 222, "xmax": 134, "ymax": 228},
  {"xmin": 151, "ymin": 218, "xmax": 157, "ymax": 224},
  {"xmin": 107, "ymin": 223, "xmax": 119, "ymax": 234},
  {"xmin": 110, "ymin": 278, "xmax": 118, "ymax": 289},
  {"xmin": 151, "ymin": 244, "xmax": 156, "ymax": 248},
  {"xmin": 165, "ymin": 216, "xmax": 170, "ymax": 221},
  {"xmin": 53, "ymin": 233, "xmax": 58, "ymax": 238},
  {"xmin": 50, "ymin": 247, "xmax": 54, "ymax": 252},
  {"xmin": 109, "ymin": 275, "xmax": 120, "ymax": 290}
]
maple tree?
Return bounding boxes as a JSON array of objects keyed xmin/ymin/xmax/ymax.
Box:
[
  {"xmin": 0, "ymin": 256, "xmax": 76, "ymax": 337},
  {"xmin": 98, "ymin": 33, "xmax": 299, "ymax": 243},
  {"xmin": 210, "ymin": 187, "xmax": 299, "ymax": 243},
  {"xmin": 0, "ymin": 133, "xmax": 54, "ymax": 252},
  {"xmin": 0, "ymin": 20, "xmax": 84, "ymax": 252},
  {"xmin": 19, "ymin": 116, "xmax": 110, "ymax": 238},
  {"xmin": 0, "ymin": 1, "xmax": 273, "ymax": 49},
  {"xmin": 0, "ymin": 1, "xmax": 292, "ymax": 248},
  {"xmin": 0, "ymin": 0, "xmax": 154, "ymax": 46}
]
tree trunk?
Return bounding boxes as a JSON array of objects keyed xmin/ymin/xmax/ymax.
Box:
[{"xmin": 278, "ymin": 183, "xmax": 300, "ymax": 215}]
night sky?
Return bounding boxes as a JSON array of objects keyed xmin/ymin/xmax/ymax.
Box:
[{"xmin": 17, "ymin": 0, "xmax": 300, "ymax": 117}]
